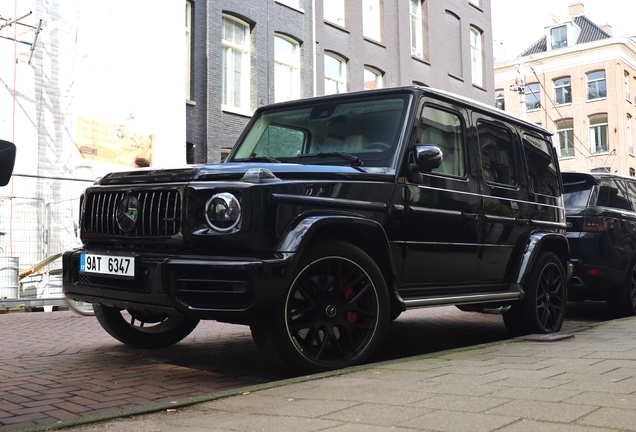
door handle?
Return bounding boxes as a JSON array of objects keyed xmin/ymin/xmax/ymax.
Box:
[
  {"xmin": 516, "ymin": 218, "xmax": 529, "ymax": 225},
  {"xmin": 462, "ymin": 213, "xmax": 479, "ymax": 220}
]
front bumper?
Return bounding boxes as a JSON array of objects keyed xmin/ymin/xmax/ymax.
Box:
[{"xmin": 62, "ymin": 249, "xmax": 293, "ymax": 323}]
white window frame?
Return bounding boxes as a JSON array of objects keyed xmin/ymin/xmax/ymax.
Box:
[
  {"xmin": 276, "ymin": 0, "xmax": 303, "ymax": 10},
  {"xmin": 470, "ymin": 26, "xmax": 483, "ymax": 87},
  {"xmin": 586, "ymin": 70, "xmax": 607, "ymax": 101},
  {"xmin": 324, "ymin": 0, "xmax": 345, "ymax": 26},
  {"xmin": 553, "ymin": 77, "xmax": 572, "ymax": 105},
  {"xmin": 324, "ymin": 53, "xmax": 346, "ymax": 95},
  {"xmin": 221, "ymin": 15, "xmax": 250, "ymax": 112},
  {"xmin": 185, "ymin": 1, "xmax": 192, "ymax": 101},
  {"xmin": 628, "ymin": 114, "xmax": 633, "ymax": 154},
  {"xmin": 363, "ymin": 66, "xmax": 383, "ymax": 90},
  {"xmin": 409, "ymin": 0, "xmax": 423, "ymax": 58},
  {"xmin": 495, "ymin": 89, "xmax": 505, "ymax": 110},
  {"xmin": 525, "ymin": 83, "xmax": 541, "ymax": 111},
  {"xmin": 556, "ymin": 118, "xmax": 574, "ymax": 158},
  {"xmin": 589, "ymin": 113, "xmax": 609, "ymax": 154},
  {"xmin": 363, "ymin": 0, "xmax": 381, "ymax": 42},
  {"xmin": 274, "ymin": 34, "xmax": 300, "ymax": 103},
  {"xmin": 626, "ymin": 72, "xmax": 631, "ymax": 102}
]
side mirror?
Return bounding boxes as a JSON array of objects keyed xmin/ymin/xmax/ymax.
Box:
[
  {"xmin": 0, "ymin": 140, "xmax": 16, "ymax": 186},
  {"xmin": 414, "ymin": 144, "xmax": 443, "ymax": 170}
]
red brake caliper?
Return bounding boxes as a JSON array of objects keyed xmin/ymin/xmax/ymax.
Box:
[{"xmin": 344, "ymin": 283, "xmax": 358, "ymax": 328}]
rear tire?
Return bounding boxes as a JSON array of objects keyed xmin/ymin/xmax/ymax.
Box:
[
  {"xmin": 251, "ymin": 241, "xmax": 390, "ymax": 374},
  {"xmin": 503, "ymin": 252, "xmax": 566, "ymax": 336},
  {"xmin": 94, "ymin": 304, "xmax": 199, "ymax": 348},
  {"xmin": 607, "ymin": 261, "xmax": 636, "ymax": 318}
]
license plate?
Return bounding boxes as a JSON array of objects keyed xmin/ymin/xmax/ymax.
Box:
[{"xmin": 80, "ymin": 253, "xmax": 135, "ymax": 278}]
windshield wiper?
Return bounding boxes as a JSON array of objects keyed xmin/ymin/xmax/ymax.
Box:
[
  {"xmin": 297, "ymin": 151, "xmax": 363, "ymax": 167},
  {"xmin": 234, "ymin": 156, "xmax": 281, "ymax": 163}
]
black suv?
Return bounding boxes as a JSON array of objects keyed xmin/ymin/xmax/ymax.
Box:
[
  {"xmin": 563, "ymin": 172, "xmax": 636, "ymax": 317},
  {"xmin": 63, "ymin": 87, "xmax": 569, "ymax": 374}
]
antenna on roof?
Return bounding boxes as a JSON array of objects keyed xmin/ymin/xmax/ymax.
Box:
[{"xmin": 0, "ymin": 11, "xmax": 43, "ymax": 65}]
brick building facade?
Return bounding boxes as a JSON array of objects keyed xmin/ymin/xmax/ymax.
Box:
[{"xmin": 186, "ymin": 0, "xmax": 494, "ymax": 163}]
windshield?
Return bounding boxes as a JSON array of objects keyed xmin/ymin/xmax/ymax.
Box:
[{"xmin": 230, "ymin": 94, "xmax": 410, "ymax": 166}]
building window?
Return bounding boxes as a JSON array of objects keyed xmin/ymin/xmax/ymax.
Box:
[
  {"xmin": 363, "ymin": 0, "xmax": 381, "ymax": 41},
  {"xmin": 470, "ymin": 26, "xmax": 483, "ymax": 87},
  {"xmin": 556, "ymin": 118, "xmax": 574, "ymax": 158},
  {"xmin": 628, "ymin": 114, "xmax": 633, "ymax": 154},
  {"xmin": 589, "ymin": 113, "xmax": 609, "ymax": 154},
  {"xmin": 410, "ymin": 0, "xmax": 423, "ymax": 58},
  {"xmin": 495, "ymin": 89, "xmax": 505, "ymax": 110},
  {"xmin": 277, "ymin": 0, "xmax": 302, "ymax": 9},
  {"xmin": 525, "ymin": 83, "xmax": 540, "ymax": 111},
  {"xmin": 274, "ymin": 35, "xmax": 300, "ymax": 103},
  {"xmin": 324, "ymin": 53, "xmax": 346, "ymax": 95},
  {"xmin": 553, "ymin": 77, "xmax": 571, "ymax": 105},
  {"xmin": 626, "ymin": 72, "xmax": 631, "ymax": 101},
  {"xmin": 630, "ymin": 168, "xmax": 635, "ymax": 177},
  {"xmin": 550, "ymin": 26, "xmax": 567, "ymax": 49},
  {"xmin": 221, "ymin": 15, "xmax": 250, "ymax": 111},
  {"xmin": 587, "ymin": 70, "xmax": 607, "ymax": 100},
  {"xmin": 324, "ymin": 0, "xmax": 345, "ymax": 26},
  {"xmin": 185, "ymin": 1, "xmax": 192, "ymax": 100},
  {"xmin": 591, "ymin": 167, "xmax": 611, "ymax": 173},
  {"xmin": 364, "ymin": 67, "xmax": 383, "ymax": 90}
]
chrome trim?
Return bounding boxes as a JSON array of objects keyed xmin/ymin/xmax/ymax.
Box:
[
  {"xmin": 403, "ymin": 241, "xmax": 481, "ymax": 247},
  {"xmin": 409, "ymin": 206, "xmax": 462, "ymax": 218},
  {"xmin": 529, "ymin": 219, "xmax": 568, "ymax": 229},
  {"xmin": 271, "ymin": 193, "xmax": 387, "ymax": 211},
  {"xmin": 403, "ymin": 292, "xmax": 521, "ymax": 309},
  {"xmin": 484, "ymin": 214, "xmax": 516, "ymax": 223}
]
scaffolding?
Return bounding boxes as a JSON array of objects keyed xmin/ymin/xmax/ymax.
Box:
[{"xmin": 0, "ymin": 10, "xmax": 42, "ymax": 64}]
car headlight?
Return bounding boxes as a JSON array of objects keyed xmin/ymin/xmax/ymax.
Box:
[{"xmin": 204, "ymin": 192, "xmax": 241, "ymax": 232}]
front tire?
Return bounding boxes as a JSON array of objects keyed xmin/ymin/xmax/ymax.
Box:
[
  {"xmin": 94, "ymin": 304, "xmax": 200, "ymax": 348},
  {"xmin": 607, "ymin": 261, "xmax": 636, "ymax": 318},
  {"xmin": 503, "ymin": 252, "xmax": 566, "ymax": 336},
  {"xmin": 251, "ymin": 242, "xmax": 390, "ymax": 374}
]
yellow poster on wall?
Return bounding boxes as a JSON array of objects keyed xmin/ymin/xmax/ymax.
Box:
[{"xmin": 75, "ymin": 117, "xmax": 153, "ymax": 167}]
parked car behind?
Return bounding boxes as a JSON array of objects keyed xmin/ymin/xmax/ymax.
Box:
[
  {"xmin": 63, "ymin": 86, "xmax": 570, "ymax": 374},
  {"xmin": 563, "ymin": 172, "xmax": 636, "ymax": 317}
]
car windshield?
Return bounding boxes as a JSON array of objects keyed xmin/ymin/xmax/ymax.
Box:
[
  {"xmin": 230, "ymin": 94, "xmax": 410, "ymax": 166},
  {"xmin": 563, "ymin": 180, "xmax": 593, "ymax": 207}
]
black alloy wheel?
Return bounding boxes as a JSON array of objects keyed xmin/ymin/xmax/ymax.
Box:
[
  {"xmin": 93, "ymin": 304, "xmax": 200, "ymax": 349},
  {"xmin": 251, "ymin": 242, "xmax": 389, "ymax": 374},
  {"xmin": 504, "ymin": 252, "xmax": 566, "ymax": 336}
]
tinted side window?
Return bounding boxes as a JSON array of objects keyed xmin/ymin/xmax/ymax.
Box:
[
  {"xmin": 523, "ymin": 134, "xmax": 560, "ymax": 197},
  {"xmin": 607, "ymin": 179, "xmax": 632, "ymax": 210},
  {"xmin": 627, "ymin": 181, "xmax": 636, "ymax": 210},
  {"xmin": 477, "ymin": 121, "xmax": 516, "ymax": 186},
  {"xmin": 418, "ymin": 106, "xmax": 465, "ymax": 177}
]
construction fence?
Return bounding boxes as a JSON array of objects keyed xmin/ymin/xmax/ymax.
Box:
[{"xmin": 0, "ymin": 174, "xmax": 94, "ymax": 307}]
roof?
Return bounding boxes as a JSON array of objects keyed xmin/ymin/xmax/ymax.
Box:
[{"xmin": 519, "ymin": 15, "xmax": 611, "ymax": 57}]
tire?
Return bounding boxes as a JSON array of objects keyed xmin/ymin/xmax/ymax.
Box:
[
  {"xmin": 93, "ymin": 304, "xmax": 200, "ymax": 349},
  {"xmin": 66, "ymin": 298, "xmax": 95, "ymax": 316},
  {"xmin": 503, "ymin": 252, "xmax": 566, "ymax": 336},
  {"xmin": 607, "ymin": 261, "xmax": 636, "ymax": 318},
  {"xmin": 251, "ymin": 241, "xmax": 390, "ymax": 374}
]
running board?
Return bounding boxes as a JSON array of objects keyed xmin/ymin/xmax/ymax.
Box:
[{"xmin": 402, "ymin": 292, "xmax": 522, "ymax": 309}]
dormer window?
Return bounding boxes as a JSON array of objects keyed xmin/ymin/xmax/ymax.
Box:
[
  {"xmin": 547, "ymin": 21, "xmax": 580, "ymax": 51},
  {"xmin": 551, "ymin": 26, "xmax": 567, "ymax": 49}
]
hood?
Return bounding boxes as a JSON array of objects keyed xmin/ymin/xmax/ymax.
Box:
[{"xmin": 96, "ymin": 162, "xmax": 397, "ymax": 185}]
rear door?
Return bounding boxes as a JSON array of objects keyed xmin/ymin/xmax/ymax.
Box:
[{"xmin": 474, "ymin": 116, "xmax": 530, "ymax": 282}]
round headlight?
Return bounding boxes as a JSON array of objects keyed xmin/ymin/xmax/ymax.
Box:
[{"xmin": 205, "ymin": 192, "xmax": 241, "ymax": 232}]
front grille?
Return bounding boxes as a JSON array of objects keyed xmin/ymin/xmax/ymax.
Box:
[
  {"xmin": 74, "ymin": 267, "xmax": 152, "ymax": 292},
  {"xmin": 84, "ymin": 189, "xmax": 181, "ymax": 236}
]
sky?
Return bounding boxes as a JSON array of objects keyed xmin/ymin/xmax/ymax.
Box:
[{"xmin": 491, "ymin": 0, "xmax": 635, "ymax": 61}]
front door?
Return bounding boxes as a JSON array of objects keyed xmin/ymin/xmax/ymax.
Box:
[{"xmin": 401, "ymin": 100, "xmax": 481, "ymax": 286}]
